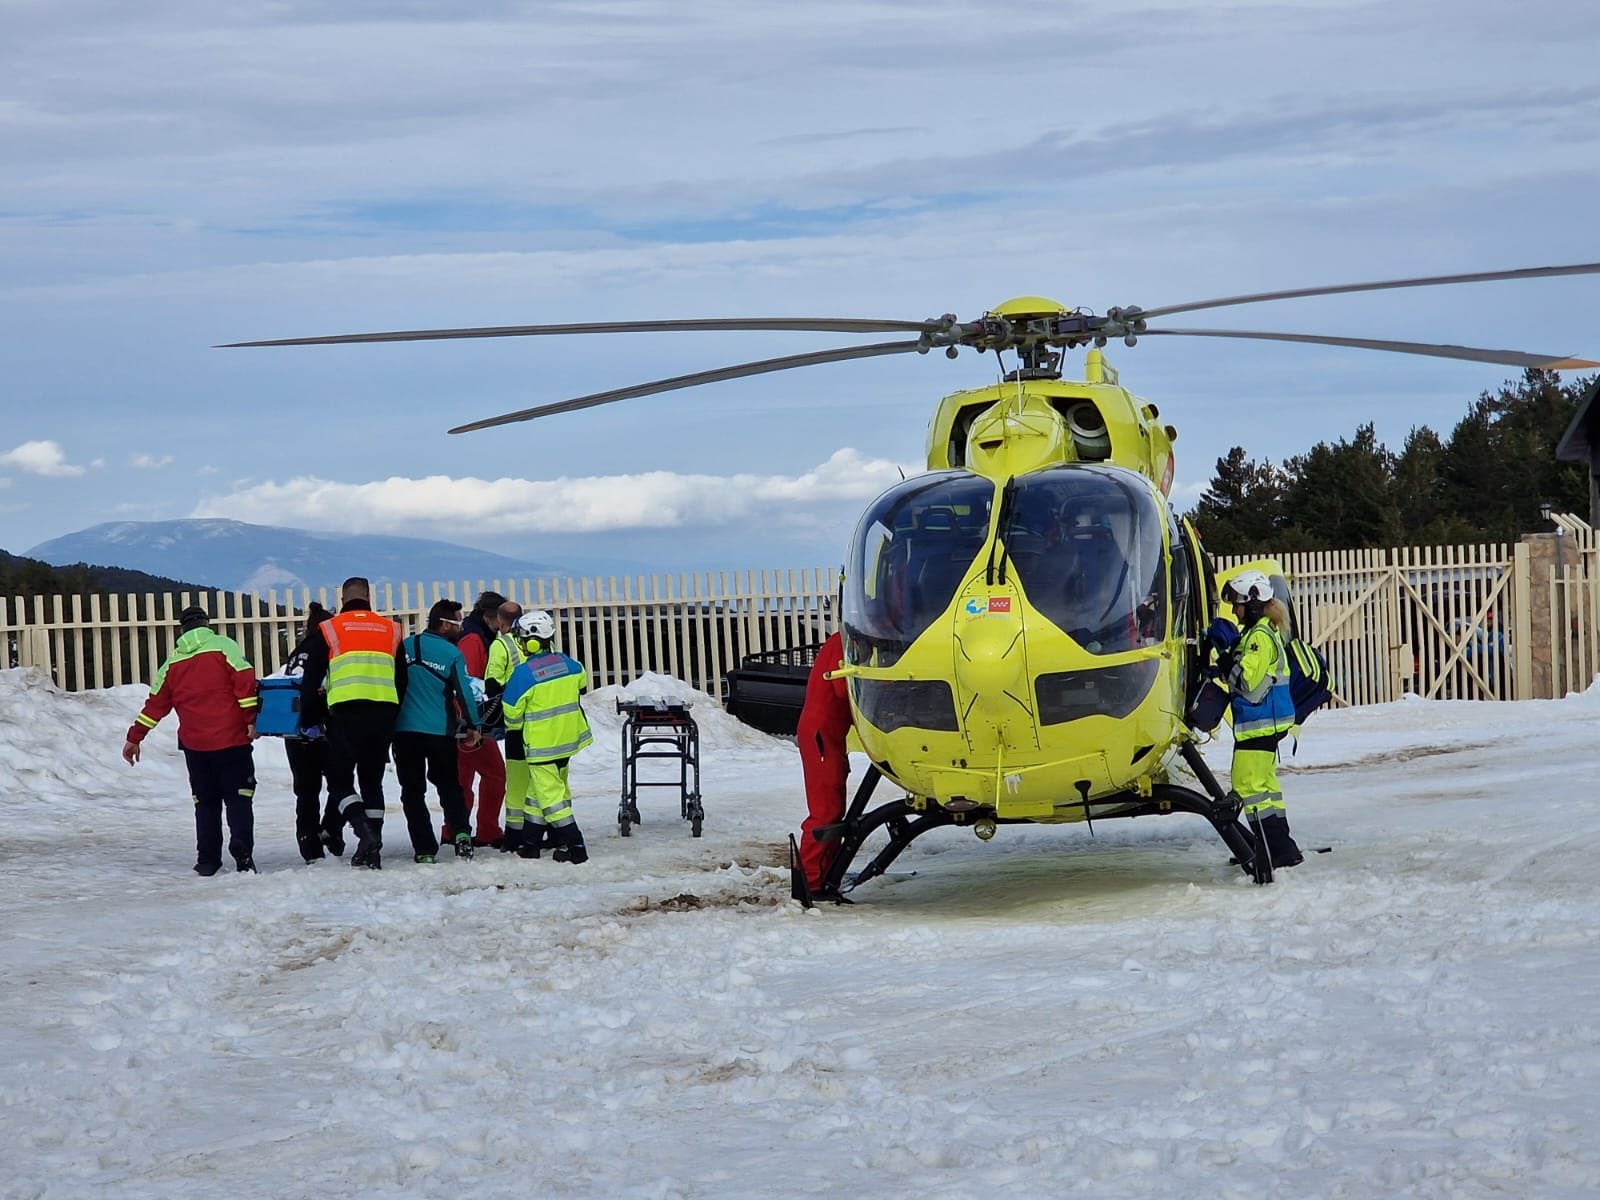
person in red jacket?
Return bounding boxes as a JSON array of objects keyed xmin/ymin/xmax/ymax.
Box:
[
  {"xmin": 450, "ymin": 590, "xmax": 507, "ymax": 847},
  {"xmin": 796, "ymin": 631, "xmax": 854, "ymax": 897},
  {"xmin": 122, "ymin": 605, "xmax": 260, "ymax": 876}
]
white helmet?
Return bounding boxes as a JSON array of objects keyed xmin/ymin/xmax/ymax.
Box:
[
  {"xmin": 1224, "ymin": 569, "xmax": 1273, "ymax": 605},
  {"xmin": 515, "ymin": 609, "xmax": 556, "ymax": 641}
]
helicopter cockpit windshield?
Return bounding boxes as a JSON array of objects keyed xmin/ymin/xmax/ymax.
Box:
[
  {"xmin": 843, "ymin": 471, "xmax": 994, "ymax": 667},
  {"xmin": 1001, "ymin": 466, "xmax": 1167, "ymax": 654}
]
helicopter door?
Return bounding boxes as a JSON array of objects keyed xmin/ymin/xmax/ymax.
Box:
[{"xmin": 1178, "ymin": 515, "xmax": 1213, "ymax": 711}]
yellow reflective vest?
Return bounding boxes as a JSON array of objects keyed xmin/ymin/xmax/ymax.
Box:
[{"xmin": 503, "ymin": 650, "xmax": 593, "ymax": 763}]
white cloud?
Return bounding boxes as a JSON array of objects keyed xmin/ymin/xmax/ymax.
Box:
[
  {"xmin": 0, "ymin": 441, "xmax": 86, "ymax": 478},
  {"xmin": 130, "ymin": 453, "xmax": 174, "ymax": 470},
  {"xmin": 192, "ymin": 448, "xmax": 912, "ymax": 535}
]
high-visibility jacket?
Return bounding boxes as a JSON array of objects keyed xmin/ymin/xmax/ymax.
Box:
[
  {"xmin": 320, "ymin": 607, "xmax": 402, "ymax": 708},
  {"xmin": 127, "ymin": 627, "xmax": 258, "ymax": 751},
  {"xmin": 485, "ymin": 631, "xmax": 525, "ymax": 693},
  {"xmin": 1227, "ymin": 617, "xmax": 1295, "ymax": 739},
  {"xmin": 504, "ymin": 650, "xmax": 593, "ymax": 763}
]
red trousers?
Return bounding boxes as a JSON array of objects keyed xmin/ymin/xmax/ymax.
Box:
[
  {"xmin": 449, "ymin": 736, "xmax": 506, "ymax": 841},
  {"xmin": 798, "ymin": 723, "xmax": 849, "ymax": 890}
]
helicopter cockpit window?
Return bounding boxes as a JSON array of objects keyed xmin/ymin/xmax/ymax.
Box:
[
  {"xmin": 844, "ymin": 471, "xmax": 995, "ymax": 667},
  {"xmin": 1002, "ymin": 466, "xmax": 1168, "ymax": 654}
]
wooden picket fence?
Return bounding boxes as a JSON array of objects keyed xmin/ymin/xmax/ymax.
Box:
[
  {"xmin": 1546, "ymin": 518, "xmax": 1600, "ymax": 698},
  {"xmin": 4, "ymin": 536, "xmax": 1597, "ymax": 705},
  {"xmin": 1, "ymin": 569, "xmax": 838, "ymax": 698}
]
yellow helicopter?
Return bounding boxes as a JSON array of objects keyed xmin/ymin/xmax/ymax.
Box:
[{"xmin": 225, "ymin": 261, "xmax": 1600, "ymax": 896}]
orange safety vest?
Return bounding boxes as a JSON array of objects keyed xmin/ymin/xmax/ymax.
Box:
[{"xmin": 320, "ymin": 609, "xmax": 403, "ymax": 707}]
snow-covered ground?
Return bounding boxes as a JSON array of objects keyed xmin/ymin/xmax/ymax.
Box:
[{"xmin": 4, "ymin": 666, "xmax": 1599, "ymax": 1199}]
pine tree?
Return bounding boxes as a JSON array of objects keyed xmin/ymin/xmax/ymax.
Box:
[
  {"xmin": 1279, "ymin": 423, "xmax": 1400, "ymax": 549},
  {"xmin": 1189, "ymin": 447, "xmax": 1284, "ymax": 554}
]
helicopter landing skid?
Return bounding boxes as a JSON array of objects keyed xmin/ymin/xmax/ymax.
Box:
[{"xmin": 791, "ymin": 757, "xmax": 1271, "ymax": 907}]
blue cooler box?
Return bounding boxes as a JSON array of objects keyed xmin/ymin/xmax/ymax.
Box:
[{"xmin": 256, "ymin": 677, "xmax": 304, "ymax": 737}]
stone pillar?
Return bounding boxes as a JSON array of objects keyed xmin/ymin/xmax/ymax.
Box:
[{"xmin": 1519, "ymin": 532, "xmax": 1560, "ymax": 699}]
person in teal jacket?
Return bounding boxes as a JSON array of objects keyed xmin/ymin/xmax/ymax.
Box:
[
  {"xmin": 1217, "ymin": 570, "xmax": 1303, "ymax": 869},
  {"xmin": 393, "ymin": 598, "xmax": 482, "ymax": 863},
  {"xmin": 502, "ymin": 610, "xmax": 592, "ymax": 863}
]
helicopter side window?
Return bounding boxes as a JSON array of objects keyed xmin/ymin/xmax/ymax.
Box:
[
  {"xmin": 844, "ymin": 472, "xmax": 995, "ymax": 668},
  {"xmin": 1004, "ymin": 467, "xmax": 1168, "ymax": 655}
]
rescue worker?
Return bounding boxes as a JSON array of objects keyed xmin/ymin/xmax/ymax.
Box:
[
  {"xmin": 450, "ymin": 590, "xmax": 508, "ymax": 847},
  {"xmin": 393, "ymin": 598, "xmax": 482, "ymax": 863},
  {"xmin": 121, "ymin": 605, "xmax": 260, "ymax": 875},
  {"xmin": 794, "ymin": 630, "xmax": 853, "ymax": 899},
  {"xmin": 1216, "ymin": 570, "xmax": 1303, "ymax": 869},
  {"xmin": 281, "ymin": 601, "xmax": 345, "ymax": 862},
  {"xmin": 298, "ymin": 576, "xmax": 402, "ymax": 870},
  {"xmin": 502, "ymin": 610, "xmax": 592, "ymax": 863},
  {"xmin": 484, "ymin": 599, "xmax": 528, "ymax": 851}
]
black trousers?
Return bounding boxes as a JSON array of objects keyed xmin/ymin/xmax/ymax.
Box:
[
  {"xmin": 284, "ymin": 736, "xmax": 342, "ymax": 856},
  {"xmin": 325, "ymin": 702, "xmax": 396, "ymax": 833},
  {"xmin": 184, "ymin": 743, "xmax": 256, "ymax": 869},
  {"xmin": 392, "ymin": 731, "xmax": 473, "ymax": 855}
]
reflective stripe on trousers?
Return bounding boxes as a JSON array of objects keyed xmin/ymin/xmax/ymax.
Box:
[
  {"xmin": 1232, "ymin": 742, "xmax": 1286, "ymax": 817},
  {"xmin": 528, "ymin": 761, "xmax": 575, "ymax": 827}
]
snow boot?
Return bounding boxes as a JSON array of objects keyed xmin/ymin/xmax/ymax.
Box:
[
  {"xmin": 551, "ymin": 825, "xmax": 588, "ymax": 865},
  {"xmin": 454, "ymin": 833, "xmax": 474, "ymax": 860},
  {"xmin": 414, "ymin": 853, "xmax": 436, "ymax": 865},
  {"xmin": 194, "ymin": 862, "xmax": 221, "ymax": 877},
  {"xmin": 1259, "ymin": 813, "xmax": 1303, "ymax": 869},
  {"xmin": 321, "ymin": 812, "xmax": 346, "ymax": 857},
  {"xmin": 235, "ymin": 855, "xmax": 257, "ymax": 874},
  {"xmin": 500, "ymin": 825, "xmax": 524, "ymax": 854},
  {"xmin": 298, "ymin": 833, "xmax": 326, "ymax": 863},
  {"xmin": 345, "ymin": 806, "xmax": 382, "ymax": 871},
  {"xmin": 516, "ymin": 825, "xmax": 547, "ymax": 860}
]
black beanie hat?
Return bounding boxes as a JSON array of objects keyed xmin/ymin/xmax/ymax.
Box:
[{"xmin": 178, "ymin": 605, "xmax": 211, "ymax": 632}]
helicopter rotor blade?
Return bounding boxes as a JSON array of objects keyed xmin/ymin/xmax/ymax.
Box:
[
  {"xmin": 219, "ymin": 316, "xmax": 939, "ymax": 349},
  {"xmin": 1140, "ymin": 327, "xmax": 1600, "ymax": 370},
  {"xmin": 1134, "ymin": 261, "xmax": 1600, "ymax": 322},
  {"xmin": 448, "ymin": 339, "xmax": 929, "ymax": 434}
]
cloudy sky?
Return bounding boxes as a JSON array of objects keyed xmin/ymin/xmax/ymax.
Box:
[{"xmin": 4, "ymin": 0, "xmax": 1599, "ymax": 574}]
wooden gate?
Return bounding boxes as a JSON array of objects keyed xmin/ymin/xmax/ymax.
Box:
[{"xmin": 1217, "ymin": 545, "xmax": 1520, "ymax": 705}]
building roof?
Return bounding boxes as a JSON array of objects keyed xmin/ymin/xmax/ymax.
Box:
[{"xmin": 1556, "ymin": 375, "xmax": 1600, "ymax": 463}]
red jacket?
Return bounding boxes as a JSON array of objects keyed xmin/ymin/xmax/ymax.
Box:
[
  {"xmin": 797, "ymin": 632, "xmax": 852, "ymax": 744},
  {"xmin": 127, "ymin": 627, "xmax": 258, "ymax": 752}
]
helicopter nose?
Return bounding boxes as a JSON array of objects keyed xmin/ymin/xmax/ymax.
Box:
[{"xmin": 953, "ymin": 605, "xmax": 1029, "ymax": 728}]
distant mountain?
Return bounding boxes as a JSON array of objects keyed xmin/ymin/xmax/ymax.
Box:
[{"xmin": 27, "ymin": 520, "xmax": 567, "ymax": 596}]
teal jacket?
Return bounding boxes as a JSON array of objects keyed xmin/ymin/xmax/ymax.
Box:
[{"xmin": 395, "ymin": 632, "xmax": 480, "ymax": 736}]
